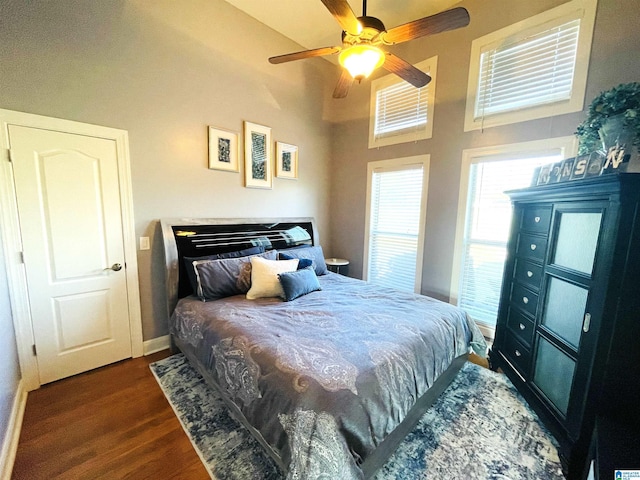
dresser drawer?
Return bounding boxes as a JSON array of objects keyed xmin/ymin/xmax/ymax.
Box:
[
  {"xmin": 521, "ymin": 206, "xmax": 552, "ymax": 234},
  {"xmin": 514, "ymin": 259, "xmax": 543, "ymax": 291},
  {"xmin": 507, "ymin": 308, "xmax": 535, "ymax": 346},
  {"xmin": 504, "ymin": 334, "xmax": 531, "ymax": 376},
  {"xmin": 511, "ymin": 284, "xmax": 538, "ymax": 317},
  {"xmin": 517, "ymin": 233, "xmax": 547, "ymax": 262}
]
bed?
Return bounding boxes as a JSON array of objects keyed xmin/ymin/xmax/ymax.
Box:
[{"xmin": 160, "ymin": 217, "xmax": 487, "ymax": 479}]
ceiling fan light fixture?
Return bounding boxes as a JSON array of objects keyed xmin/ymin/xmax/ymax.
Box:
[{"xmin": 339, "ymin": 44, "xmax": 384, "ymax": 81}]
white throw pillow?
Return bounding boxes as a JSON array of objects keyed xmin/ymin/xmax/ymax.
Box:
[{"xmin": 246, "ymin": 257, "xmax": 299, "ymax": 299}]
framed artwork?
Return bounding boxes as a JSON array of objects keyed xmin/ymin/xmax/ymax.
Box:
[
  {"xmin": 570, "ymin": 154, "xmax": 590, "ymax": 180},
  {"xmin": 537, "ymin": 164, "xmax": 552, "ymax": 185},
  {"xmin": 208, "ymin": 126, "xmax": 239, "ymax": 172},
  {"xmin": 559, "ymin": 157, "xmax": 575, "ymax": 182},
  {"xmin": 530, "ymin": 166, "xmax": 542, "ymax": 186},
  {"xmin": 276, "ymin": 142, "xmax": 298, "ymax": 179},
  {"xmin": 548, "ymin": 161, "xmax": 563, "ymax": 183},
  {"xmin": 244, "ymin": 121, "xmax": 272, "ymax": 189},
  {"xmin": 585, "ymin": 151, "xmax": 605, "ymax": 177}
]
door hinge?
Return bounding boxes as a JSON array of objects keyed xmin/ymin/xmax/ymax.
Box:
[
  {"xmin": 18, "ymin": 251, "xmax": 24, "ymax": 264},
  {"xmin": 6, "ymin": 149, "xmax": 14, "ymax": 162},
  {"xmin": 32, "ymin": 344, "xmax": 37, "ymax": 356}
]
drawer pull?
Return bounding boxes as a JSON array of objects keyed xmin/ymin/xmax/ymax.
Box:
[
  {"xmin": 530, "ymin": 244, "xmax": 537, "ymax": 251},
  {"xmin": 522, "ymin": 296, "xmax": 529, "ymax": 304},
  {"xmin": 527, "ymin": 270, "xmax": 533, "ymax": 277},
  {"xmin": 515, "ymin": 349, "xmax": 522, "ymax": 357},
  {"xmin": 583, "ymin": 313, "xmax": 591, "ymax": 333},
  {"xmin": 519, "ymin": 323, "xmax": 526, "ymax": 330},
  {"xmin": 534, "ymin": 216, "xmax": 541, "ymax": 223}
]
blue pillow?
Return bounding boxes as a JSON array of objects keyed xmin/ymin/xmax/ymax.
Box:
[
  {"xmin": 282, "ymin": 257, "xmax": 312, "ymax": 270},
  {"xmin": 184, "ymin": 246, "xmax": 265, "ymax": 294},
  {"xmin": 278, "ymin": 266, "xmax": 322, "ymax": 301},
  {"xmin": 278, "ymin": 246, "xmax": 328, "ymax": 275},
  {"xmin": 277, "ymin": 251, "xmax": 312, "ymax": 270}
]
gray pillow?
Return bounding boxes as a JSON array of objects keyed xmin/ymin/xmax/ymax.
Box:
[
  {"xmin": 184, "ymin": 246, "xmax": 265, "ymax": 294},
  {"xmin": 194, "ymin": 250, "xmax": 277, "ymax": 301},
  {"xmin": 277, "ymin": 245, "xmax": 328, "ymax": 275}
]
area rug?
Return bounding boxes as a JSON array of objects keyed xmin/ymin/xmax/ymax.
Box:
[{"xmin": 150, "ymin": 354, "xmax": 564, "ymax": 480}]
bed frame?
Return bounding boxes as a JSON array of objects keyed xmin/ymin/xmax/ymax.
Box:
[
  {"xmin": 160, "ymin": 217, "xmax": 319, "ymax": 321},
  {"xmin": 160, "ymin": 217, "xmax": 467, "ymax": 478}
]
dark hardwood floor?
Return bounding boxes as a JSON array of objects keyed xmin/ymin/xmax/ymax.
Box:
[
  {"xmin": 11, "ymin": 350, "xmax": 209, "ymax": 479},
  {"xmin": 12, "ymin": 349, "xmax": 492, "ymax": 479}
]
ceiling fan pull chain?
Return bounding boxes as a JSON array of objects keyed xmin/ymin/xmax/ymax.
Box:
[{"xmin": 362, "ymin": 0, "xmax": 367, "ymax": 16}]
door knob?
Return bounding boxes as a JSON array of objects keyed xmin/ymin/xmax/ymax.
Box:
[{"xmin": 108, "ymin": 263, "xmax": 123, "ymax": 272}]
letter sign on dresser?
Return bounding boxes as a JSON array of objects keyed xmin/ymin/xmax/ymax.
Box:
[{"xmin": 490, "ymin": 173, "xmax": 640, "ymax": 480}]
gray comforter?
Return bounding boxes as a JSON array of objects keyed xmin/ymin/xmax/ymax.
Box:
[{"xmin": 170, "ymin": 272, "xmax": 486, "ymax": 479}]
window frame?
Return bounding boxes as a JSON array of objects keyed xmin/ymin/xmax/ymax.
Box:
[
  {"xmin": 363, "ymin": 155, "xmax": 430, "ymax": 293},
  {"xmin": 368, "ymin": 57, "xmax": 438, "ymax": 149},
  {"xmin": 450, "ymin": 136, "xmax": 578, "ymax": 339},
  {"xmin": 463, "ymin": 0, "xmax": 597, "ymax": 132}
]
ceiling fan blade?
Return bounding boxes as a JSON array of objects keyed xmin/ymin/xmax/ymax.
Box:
[
  {"xmin": 320, "ymin": 0, "xmax": 361, "ymax": 35},
  {"xmin": 269, "ymin": 46, "xmax": 341, "ymax": 64},
  {"xmin": 383, "ymin": 53, "xmax": 431, "ymax": 88},
  {"xmin": 333, "ymin": 69, "xmax": 354, "ymax": 98},
  {"xmin": 383, "ymin": 7, "xmax": 470, "ymax": 45}
]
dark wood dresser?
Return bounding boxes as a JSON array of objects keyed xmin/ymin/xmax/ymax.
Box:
[{"xmin": 490, "ymin": 173, "xmax": 640, "ymax": 480}]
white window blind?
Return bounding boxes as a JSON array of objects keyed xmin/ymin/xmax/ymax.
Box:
[
  {"xmin": 374, "ymin": 82, "xmax": 428, "ymax": 140},
  {"xmin": 369, "ymin": 57, "xmax": 437, "ymax": 148},
  {"xmin": 458, "ymin": 156, "xmax": 560, "ymax": 326},
  {"xmin": 475, "ymin": 19, "xmax": 580, "ymax": 119},
  {"xmin": 368, "ymin": 165, "xmax": 423, "ymax": 293}
]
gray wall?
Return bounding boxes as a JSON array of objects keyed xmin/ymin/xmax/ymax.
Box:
[
  {"xmin": 0, "ymin": 0, "xmax": 338, "ymax": 342},
  {"xmin": 329, "ymin": 0, "xmax": 640, "ymax": 300}
]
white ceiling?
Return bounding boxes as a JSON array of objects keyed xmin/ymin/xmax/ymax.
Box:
[{"xmin": 224, "ymin": 0, "xmax": 461, "ymax": 51}]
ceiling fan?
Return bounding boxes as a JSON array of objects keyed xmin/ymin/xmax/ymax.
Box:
[{"xmin": 268, "ymin": 0, "xmax": 470, "ymax": 98}]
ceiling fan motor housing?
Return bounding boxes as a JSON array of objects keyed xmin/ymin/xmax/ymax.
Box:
[{"xmin": 341, "ymin": 16, "xmax": 386, "ymax": 44}]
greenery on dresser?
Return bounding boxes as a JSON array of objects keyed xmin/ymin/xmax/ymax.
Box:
[{"xmin": 575, "ymin": 82, "xmax": 640, "ymax": 155}]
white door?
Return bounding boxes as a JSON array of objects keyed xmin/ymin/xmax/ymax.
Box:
[{"xmin": 9, "ymin": 125, "xmax": 132, "ymax": 384}]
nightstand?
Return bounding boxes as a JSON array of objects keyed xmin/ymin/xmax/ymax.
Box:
[{"xmin": 325, "ymin": 258, "xmax": 349, "ymax": 275}]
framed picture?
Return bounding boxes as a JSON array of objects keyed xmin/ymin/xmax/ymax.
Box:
[
  {"xmin": 530, "ymin": 166, "xmax": 542, "ymax": 186},
  {"xmin": 276, "ymin": 142, "xmax": 298, "ymax": 179},
  {"xmin": 537, "ymin": 164, "xmax": 552, "ymax": 185},
  {"xmin": 559, "ymin": 157, "xmax": 575, "ymax": 182},
  {"xmin": 570, "ymin": 154, "xmax": 590, "ymax": 180},
  {"xmin": 548, "ymin": 161, "xmax": 563, "ymax": 183},
  {"xmin": 208, "ymin": 126, "xmax": 239, "ymax": 172},
  {"xmin": 244, "ymin": 121, "xmax": 272, "ymax": 189},
  {"xmin": 585, "ymin": 151, "xmax": 605, "ymax": 177}
]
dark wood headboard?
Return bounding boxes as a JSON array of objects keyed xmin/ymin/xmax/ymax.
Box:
[{"xmin": 160, "ymin": 217, "xmax": 318, "ymax": 322}]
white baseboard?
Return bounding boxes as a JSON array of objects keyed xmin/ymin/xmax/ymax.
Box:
[
  {"xmin": 0, "ymin": 380, "xmax": 27, "ymax": 480},
  {"xmin": 143, "ymin": 335, "xmax": 170, "ymax": 355}
]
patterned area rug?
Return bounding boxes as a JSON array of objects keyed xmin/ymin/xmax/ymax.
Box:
[{"xmin": 150, "ymin": 354, "xmax": 564, "ymax": 480}]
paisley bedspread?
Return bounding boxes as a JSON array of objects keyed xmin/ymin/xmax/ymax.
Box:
[{"xmin": 170, "ymin": 272, "xmax": 486, "ymax": 479}]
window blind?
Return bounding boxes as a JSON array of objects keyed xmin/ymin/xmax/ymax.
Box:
[
  {"xmin": 368, "ymin": 165, "xmax": 423, "ymax": 293},
  {"xmin": 458, "ymin": 156, "xmax": 559, "ymax": 326},
  {"xmin": 475, "ymin": 19, "xmax": 580, "ymax": 119},
  {"xmin": 374, "ymin": 81, "xmax": 428, "ymax": 140}
]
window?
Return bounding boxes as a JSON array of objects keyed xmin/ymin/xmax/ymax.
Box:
[
  {"xmin": 369, "ymin": 57, "xmax": 437, "ymax": 148},
  {"xmin": 451, "ymin": 137, "xmax": 577, "ymax": 338},
  {"xmin": 364, "ymin": 155, "xmax": 429, "ymax": 293},
  {"xmin": 464, "ymin": 0, "xmax": 597, "ymax": 131}
]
